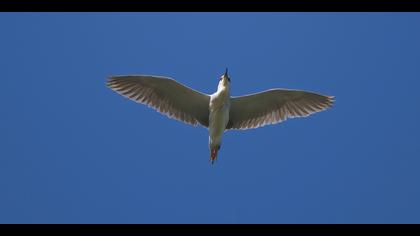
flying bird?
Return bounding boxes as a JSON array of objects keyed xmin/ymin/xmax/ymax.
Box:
[{"xmin": 107, "ymin": 69, "xmax": 334, "ymax": 164}]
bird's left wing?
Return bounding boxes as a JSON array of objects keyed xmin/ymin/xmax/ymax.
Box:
[
  {"xmin": 227, "ymin": 89, "xmax": 334, "ymax": 130},
  {"xmin": 107, "ymin": 75, "xmax": 210, "ymax": 127}
]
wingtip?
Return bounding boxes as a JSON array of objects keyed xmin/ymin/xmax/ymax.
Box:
[
  {"xmin": 326, "ymin": 95, "xmax": 335, "ymax": 108},
  {"xmin": 105, "ymin": 76, "xmax": 114, "ymax": 87},
  {"xmin": 107, "ymin": 78, "xmax": 125, "ymax": 92},
  {"xmin": 106, "ymin": 75, "xmax": 123, "ymax": 87},
  {"xmin": 107, "ymin": 75, "xmax": 118, "ymax": 81}
]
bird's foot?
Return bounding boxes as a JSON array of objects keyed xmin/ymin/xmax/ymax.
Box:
[{"xmin": 210, "ymin": 148, "xmax": 218, "ymax": 165}]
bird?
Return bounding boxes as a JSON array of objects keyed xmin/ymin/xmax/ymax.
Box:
[{"xmin": 107, "ymin": 69, "xmax": 334, "ymax": 164}]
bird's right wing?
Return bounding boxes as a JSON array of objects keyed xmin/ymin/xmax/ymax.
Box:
[
  {"xmin": 107, "ymin": 75, "xmax": 210, "ymax": 127},
  {"xmin": 227, "ymin": 89, "xmax": 334, "ymax": 130}
]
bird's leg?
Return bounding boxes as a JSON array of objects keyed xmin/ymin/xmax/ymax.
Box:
[{"xmin": 210, "ymin": 147, "xmax": 219, "ymax": 165}]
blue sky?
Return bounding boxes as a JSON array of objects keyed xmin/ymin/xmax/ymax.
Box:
[{"xmin": 1, "ymin": 13, "xmax": 420, "ymax": 223}]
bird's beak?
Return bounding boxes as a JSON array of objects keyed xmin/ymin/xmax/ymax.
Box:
[{"xmin": 224, "ymin": 68, "xmax": 228, "ymax": 78}]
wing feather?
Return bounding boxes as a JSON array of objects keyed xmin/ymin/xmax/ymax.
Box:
[
  {"xmin": 227, "ymin": 89, "xmax": 334, "ymax": 130},
  {"xmin": 107, "ymin": 75, "xmax": 210, "ymax": 127}
]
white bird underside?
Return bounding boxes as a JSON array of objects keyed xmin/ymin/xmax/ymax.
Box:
[{"xmin": 107, "ymin": 75, "xmax": 334, "ymax": 131}]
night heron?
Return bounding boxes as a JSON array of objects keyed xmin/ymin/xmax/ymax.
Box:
[{"xmin": 107, "ymin": 69, "xmax": 334, "ymax": 164}]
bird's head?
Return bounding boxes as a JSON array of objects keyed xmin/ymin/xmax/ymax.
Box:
[{"xmin": 218, "ymin": 68, "xmax": 231, "ymax": 88}]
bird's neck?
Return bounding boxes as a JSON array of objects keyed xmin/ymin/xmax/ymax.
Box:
[
  {"xmin": 217, "ymin": 83, "xmax": 230, "ymax": 96},
  {"xmin": 211, "ymin": 83, "xmax": 231, "ymax": 111}
]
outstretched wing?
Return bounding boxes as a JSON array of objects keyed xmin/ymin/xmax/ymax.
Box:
[
  {"xmin": 107, "ymin": 75, "xmax": 210, "ymax": 127},
  {"xmin": 227, "ymin": 89, "xmax": 334, "ymax": 130}
]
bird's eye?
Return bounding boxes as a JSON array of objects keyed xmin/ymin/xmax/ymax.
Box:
[{"xmin": 227, "ymin": 78, "xmax": 231, "ymax": 82}]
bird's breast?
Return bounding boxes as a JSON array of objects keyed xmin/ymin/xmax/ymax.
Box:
[
  {"xmin": 209, "ymin": 94, "xmax": 230, "ymax": 138},
  {"xmin": 210, "ymin": 89, "xmax": 230, "ymax": 112}
]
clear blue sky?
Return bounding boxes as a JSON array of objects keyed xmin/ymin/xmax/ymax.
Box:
[{"xmin": 1, "ymin": 13, "xmax": 420, "ymax": 223}]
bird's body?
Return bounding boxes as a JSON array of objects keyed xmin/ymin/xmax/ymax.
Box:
[
  {"xmin": 208, "ymin": 77, "xmax": 231, "ymax": 163},
  {"xmin": 107, "ymin": 69, "xmax": 334, "ymax": 164}
]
